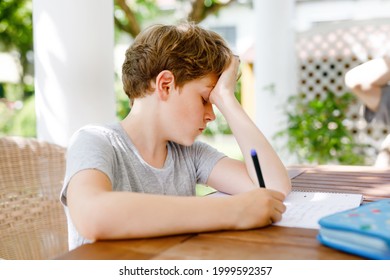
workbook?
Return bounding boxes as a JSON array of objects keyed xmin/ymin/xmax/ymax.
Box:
[
  {"xmin": 274, "ymin": 190, "xmax": 363, "ymax": 229},
  {"xmin": 318, "ymin": 199, "xmax": 390, "ymax": 260}
]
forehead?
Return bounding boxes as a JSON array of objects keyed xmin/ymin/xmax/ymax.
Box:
[{"xmin": 185, "ymin": 73, "xmax": 218, "ymax": 89}]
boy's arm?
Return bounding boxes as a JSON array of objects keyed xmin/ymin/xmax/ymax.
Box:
[
  {"xmin": 208, "ymin": 56, "xmax": 291, "ymax": 196},
  {"xmin": 345, "ymin": 56, "xmax": 390, "ymax": 111},
  {"xmin": 66, "ymin": 169, "xmax": 285, "ymax": 241}
]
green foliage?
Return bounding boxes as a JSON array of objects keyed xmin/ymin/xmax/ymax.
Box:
[
  {"xmin": 0, "ymin": 0, "xmax": 34, "ymax": 101},
  {"xmin": 0, "ymin": 0, "xmax": 33, "ymax": 73},
  {"xmin": 116, "ymin": 82, "xmax": 131, "ymax": 120},
  {"xmin": 0, "ymin": 101, "xmax": 14, "ymax": 136},
  {"xmin": 276, "ymin": 91, "xmax": 367, "ymax": 165},
  {"xmin": 0, "ymin": 0, "xmax": 33, "ymax": 52},
  {"xmin": 0, "ymin": 95, "xmax": 36, "ymax": 137},
  {"xmin": 10, "ymin": 95, "xmax": 36, "ymax": 137},
  {"xmin": 132, "ymin": 0, "xmax": 159, "ymax": 21}
]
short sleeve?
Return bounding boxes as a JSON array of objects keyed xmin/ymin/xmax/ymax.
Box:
[
  {"xmin": 191, "ymin": 141, "xmax": 226, "ymax": 185},
  {"xmin": 60, "ymin": 126, "xmax": 116, "ymax": 206},
  {"xmin": 363, "ymin": 85, "xmax": 390, "ymax": 125}
]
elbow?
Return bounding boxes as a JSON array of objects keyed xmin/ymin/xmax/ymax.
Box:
[
  {"xmin": 344, "ymin": 70, "xmax": 361, "ymax": 91},
  {"xmin": 68, "ymin": 204, "xmax": 112, "ymax": 241},
  {"xmin": 81, "ymin": 224, "xmax": 103, "ymax": 242},
  {"xmin": 72, "ymin": 213, "xmax": 105, "ymax": 242},
  {"xmin": 344, "ymin": 69, "xmax": 371, "ymax": 93},
  {"xmin": 70, "ymin": 207, "xmax": 141, "ymax": 241}
]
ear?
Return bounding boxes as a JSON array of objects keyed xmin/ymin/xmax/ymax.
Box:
[{"xmin": 155, "ymin": 70, "xmax": 175, "ymax": 101}]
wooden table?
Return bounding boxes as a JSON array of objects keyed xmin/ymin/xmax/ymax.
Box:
[{"xmin": 57, "ymin": 165, "xmax": 390, "ymax": 260}]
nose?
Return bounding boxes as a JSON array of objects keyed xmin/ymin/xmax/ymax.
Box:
[{"xmin": 204, "ymin": 103, "xmax": 216, "ymax": 122}]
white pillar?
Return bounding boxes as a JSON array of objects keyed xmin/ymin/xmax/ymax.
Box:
[
  {"xmin": 33, "ymin": 0, "xmax": 116, "ymax": 147},
  {"xmin": 253, "ymin": 0, "xmax": 297, "ymax": 153}
]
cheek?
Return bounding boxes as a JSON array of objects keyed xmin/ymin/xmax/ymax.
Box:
[
  {"xmin": 169, "ymin": 91, "xmax": 204, "ymax": 124},
  {"xmin": 175, "ymin": 96, "xmax": 201, "ymax": 117}
]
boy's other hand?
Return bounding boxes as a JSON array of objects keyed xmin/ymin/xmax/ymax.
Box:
[{"xmin": 209, "ymin": 55, "xmax": 240, "ymax": 107}]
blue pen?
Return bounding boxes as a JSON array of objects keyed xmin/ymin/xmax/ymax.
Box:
[{"xmin": 250, "ymin": 149, "xmax": 266, "ymax": 188}]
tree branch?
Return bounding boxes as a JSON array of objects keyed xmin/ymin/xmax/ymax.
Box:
[
  {"xmin": 187, "ymin": 0, "xmax": 238, "ymax": 23},
  {"xmin": 114, "ymin": 0, "xmax": 141, "ymax": 38},
  {"xmin": 114, "ymin": 16, "xmax": 132, "ymax": 35}
]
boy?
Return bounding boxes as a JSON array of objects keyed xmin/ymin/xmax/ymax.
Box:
[
  {"xmin": 345, "ymin": 56, "xmax": 390, "ymax": 125},
  {"xmin": 345, "ymin": 56, "xmax": 390, "ymax": 166},
  {"xmin": 60, "ymin": 22, "xmax": 291, "ymax": 250}
]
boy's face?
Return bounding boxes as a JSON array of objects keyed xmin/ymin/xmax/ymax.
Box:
[{"xmin": 164, "ymin": 73, "xmax": 217, "ymax": 146}]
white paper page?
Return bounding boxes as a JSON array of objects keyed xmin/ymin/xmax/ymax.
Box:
[{"xmin": 274, "ymin": 191, "xmax": 363, "ymax": 229}]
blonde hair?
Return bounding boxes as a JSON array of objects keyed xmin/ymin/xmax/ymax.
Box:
[{"xmin": 122, "ymin": 22, "xmax": 233, "ymax": 100}]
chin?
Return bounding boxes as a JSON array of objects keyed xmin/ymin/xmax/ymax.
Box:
[
  {"xmin": 176, "ymin": 135, "xmax": 196, "ymax": 146},
  {"xmin": 171, "ymin": 131, "xmax": 199, "ymax": 146},
  {"xmin": 180, "ymin": 139, "xmax": 196, "ymax": 146}
]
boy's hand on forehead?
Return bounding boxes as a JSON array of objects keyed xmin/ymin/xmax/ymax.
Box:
[{"xmin": 209, "ymin": 55, "xmax": 240, "ymax": 107}]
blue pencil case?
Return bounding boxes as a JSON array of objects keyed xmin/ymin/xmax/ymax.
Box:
[{"xmin": 317, "ymin": 199, "xmax": 390, "ymax": 260}]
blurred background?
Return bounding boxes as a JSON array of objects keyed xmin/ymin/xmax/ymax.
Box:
[{"xmin": 1, "ymin": 0, "xmax": 390, "ymax": 166}]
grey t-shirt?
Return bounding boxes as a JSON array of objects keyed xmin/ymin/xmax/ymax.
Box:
[
  {"xmin": 60, "ymin": 123, "xmax": 226, "ymax": 250},
  {"xmin": 364, "ymin": 85, "xmax": 390, "ymax": 125}
]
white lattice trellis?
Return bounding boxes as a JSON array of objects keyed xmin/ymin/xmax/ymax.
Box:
[{"xmin": 297, "ymin": 20, "xmax": 390, "ymax": 163}]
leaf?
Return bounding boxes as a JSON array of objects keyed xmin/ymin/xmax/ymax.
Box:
[{"xmin": 275, "ymin": 91, "xmax": 366, "ymax": 165}]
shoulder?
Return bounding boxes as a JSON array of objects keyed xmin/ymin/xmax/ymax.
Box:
[
  {"xmin": 69, "ymin": 123, "xmax": 121, "ymax": 145},
  {"xmin": 67, "ymin": 123, "xmax": 125, "ymax": 156},
  {"xmin": 71, "ymin": 123, "xmax": 119, "ymax": 139}
]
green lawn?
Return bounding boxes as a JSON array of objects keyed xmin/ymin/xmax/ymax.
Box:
[
  {"xmin": 199, "ymin": 135, "xmax": 242, "ymax": 160},
  {"xmin": 196, "ymin": 135, "xmax": 242, "ymax": 196}
]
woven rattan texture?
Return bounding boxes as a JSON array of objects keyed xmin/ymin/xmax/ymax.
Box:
[{"xmin": 0, "ymin": 137, "xmax": 68, "ymax": 259}]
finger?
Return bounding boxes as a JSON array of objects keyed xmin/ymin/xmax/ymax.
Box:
[
  {"xmin": 228, "ymin": 58, "xmax": 240, "ymax": 74},
  {"xmin": 270, "ymin": 210, "xmax": 283, "ymax": 223},
  {"xmin": 275, "ymin": 200, "xmax": 287, "ymax": 214},
  {"xmin": 267, "ymin": 189, "xmax": 286, "ymax": 201},
  {"xmin": 231, "ymin": 55, "xmax": 240, "ymax": 69}
]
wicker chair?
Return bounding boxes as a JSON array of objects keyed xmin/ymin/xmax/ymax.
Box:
[{"xmin": 0, "ymin": 136, "xmax": 68, "ymax": 259}]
